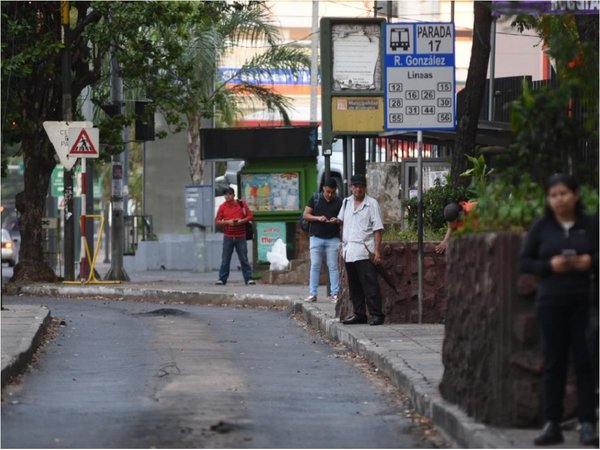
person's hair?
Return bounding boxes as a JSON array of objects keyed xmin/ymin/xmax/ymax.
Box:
[
  {"xmin": 543, "ymin": 173, "xmax": 584, "ymax": 218},
  {"xmin": 324, "ymin": 177, "xmax": 338, "ymax": 189},
  {"xmin": 443, "ymin": 203, "xmax": 462, "ymax": 222}
]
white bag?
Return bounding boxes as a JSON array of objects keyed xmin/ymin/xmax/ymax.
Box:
[{"xmin": 267, "ymin": 238, "xmax": 289, "ymax": 271}]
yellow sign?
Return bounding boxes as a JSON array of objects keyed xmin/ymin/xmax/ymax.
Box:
[{"xmin": 331, "ymin": 97, "xmax": 384, "ymax": 132}]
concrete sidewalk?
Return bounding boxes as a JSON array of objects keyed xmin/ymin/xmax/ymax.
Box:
[{"xmin": 1, "ymin": 265, "xmax": 590, "ymax": 448}]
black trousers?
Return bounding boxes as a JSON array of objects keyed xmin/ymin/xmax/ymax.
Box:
[
  {"xmin": 344, "ymin": 259, "xmax": 384, "ymax": 318},
  {"xmin": 536, "ymin": 297, "xmax": 596, "ymax": 423}
]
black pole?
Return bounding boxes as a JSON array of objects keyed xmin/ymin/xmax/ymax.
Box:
[{"xmin": 61, "ymin": 0, "xmax": 74, "ymax": 281}]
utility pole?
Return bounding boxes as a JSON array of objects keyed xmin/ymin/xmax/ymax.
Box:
[
  {"xmin": 61, "ymin": 0, "xmax": 75, "ymax": 281},
  {"xmin": 104, "ymin": 44, "xmax": 129, "ymax": 281}
]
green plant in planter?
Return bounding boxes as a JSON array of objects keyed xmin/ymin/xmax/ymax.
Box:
[
  {"xmin": 461, "ymin": 154, "xmax": 494, "ymax": 196},
  {"xmin": 580, "ymin": 185, "xmax": 599, "ymax": 215},
  {"xmin": 466, "ymin": 174, "xmax": 544, "ymax": 232},
  {"xmin": 461, "ymin": 174, "xmax": 598, "ymax": 233}
]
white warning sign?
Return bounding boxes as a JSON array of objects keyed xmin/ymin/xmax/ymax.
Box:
[{"xmin": 68, "ymin": 128, "xmax": 99, "ymax": 158}]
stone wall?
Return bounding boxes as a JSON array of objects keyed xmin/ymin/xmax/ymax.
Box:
[
  {"xmin": 367, "ymin": 162, "xmax": 403, "ymax": 225},
  {"xmin": 337, "ymin": 241, "xmax": 447, "ymax": 324},
  {"xmin": 438, "ymin": 232, "xmax": 577, "ymax": 427}
]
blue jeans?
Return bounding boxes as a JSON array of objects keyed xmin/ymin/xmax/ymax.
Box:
[
  {"xmin": 219, "ymin": 237, "xmax": 253, "ymax": 283},
  {"xmin": 309, "ymin": 236, "xmax": 340, "ymax": 297}
]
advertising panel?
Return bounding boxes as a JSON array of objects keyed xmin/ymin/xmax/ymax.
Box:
[
  {"xmin": 241, "ymin": 172, "xmax": 300, "ymax": 212},
  {"xmin": 256, "ymin": 222, "xmax": 287, "ymax": 263}
]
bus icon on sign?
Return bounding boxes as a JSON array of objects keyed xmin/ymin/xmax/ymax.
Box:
[{"xmin": 390, "ymin": 27, "xmax": 410, "ymax": 51}]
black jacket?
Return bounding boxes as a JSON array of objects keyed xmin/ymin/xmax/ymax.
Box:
[{"xmin": 518, "ymin": 214, "xmax": 598, "ymax": 301}]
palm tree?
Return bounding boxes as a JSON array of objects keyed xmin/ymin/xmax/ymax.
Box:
[{"xmin": 126, "ymin": 2, "xmax": 311, "ymax": 185}]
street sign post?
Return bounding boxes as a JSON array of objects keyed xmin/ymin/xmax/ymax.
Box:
[
  {"xmin": 67, "ymin": 127, "xmax": 99, "ymax": 281},
  {"xmin": 384, "ymin": 22, "xmax": 455, "ymax": 323},
  {"xmin": 384, "ymin": 22, "xmax": 455, "ymax": 131}
]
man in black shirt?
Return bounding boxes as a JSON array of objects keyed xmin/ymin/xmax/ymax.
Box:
[{"xmin": 302, "ymin": 178, "xmax": 343, "ymax": 303}]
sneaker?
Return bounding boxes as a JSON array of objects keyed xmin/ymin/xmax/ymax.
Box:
[
  {"xmin": 215, "ymin": 280, "xmax": 226, "ymax": 285},
  {"xmin": 304, "ymin": 295, "xmax": 317, "ymax": 303},
  {"xmin": 246, "ymin": 280, "xmax": 256, "ymax": 285},
  {"xmin": 329, "ymin": 294, "xmax": 338, "ymax": 303}
]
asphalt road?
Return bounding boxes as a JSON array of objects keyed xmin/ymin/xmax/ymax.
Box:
[{"xmin": 1, "ymin": 297, "xmax": 438, "ymax": 449}]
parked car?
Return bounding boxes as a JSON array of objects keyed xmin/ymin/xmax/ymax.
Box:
[
  {"xmin": 2, "ymin": 228, "xmax": 16, "ymax": 267},
  {"xmin": 2, "ymin": 214, "xmax": 20, "ymax": 244}
]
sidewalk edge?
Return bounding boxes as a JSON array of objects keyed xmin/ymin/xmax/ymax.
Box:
[
  {"xmin": 297, "ymin": 301, "xmax": 514, "ymax": 449},
  {"xmin": 1, "ymin": 306, "xmax": 52, "ymax": 388}
]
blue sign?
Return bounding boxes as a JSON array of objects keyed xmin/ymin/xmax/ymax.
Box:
[{"xmin": 384, "ymin": 22, "xmax": 456, "ymax": 131}]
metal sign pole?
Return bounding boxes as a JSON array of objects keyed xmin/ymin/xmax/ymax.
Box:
[
  {"xmin": 79, "ymin": 158, "xmax": 87, "ymax": 282},
  {"xmin": 417, "ymin": 130, "xmax": 424, "ymax": 324}
]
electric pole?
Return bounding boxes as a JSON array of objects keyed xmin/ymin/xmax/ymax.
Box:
[{"xmin": 104, "ymin": 44, "xmax": 129, "ymax": 281}]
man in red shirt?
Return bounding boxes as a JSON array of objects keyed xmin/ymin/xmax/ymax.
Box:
[{"xmin": 215, "ymin": 187, "xmax": 255, "ymax": 285}]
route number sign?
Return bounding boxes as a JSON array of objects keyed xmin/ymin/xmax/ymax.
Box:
[{"xmin": 384, "ymin": 22, "xmax": 455, "ymax": 131}]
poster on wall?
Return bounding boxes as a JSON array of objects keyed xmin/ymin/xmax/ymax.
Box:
[
  {"xmin": 256, "ymin": 222, "xmax": 287, "ymax": 262},
  {"xmin": 241, "ymin": 172, "xmax": 300, "ymax": 212}
]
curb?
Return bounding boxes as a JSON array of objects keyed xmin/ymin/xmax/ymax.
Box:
[
  {"xmin": 296, "ymin": 301, "xmax": 514, "ymax": 449},
  {"xmin": 18, "ymin": 284, "xmax": 293, "ymax": 309},
  {"xmin": 1, "ymin": 305, "xmax": 52, "ymax": 388}
]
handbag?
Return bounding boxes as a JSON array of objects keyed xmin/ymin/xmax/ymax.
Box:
[{"xmin": 237, "ymin": 200, "xmax": 253, "ymax": 240}]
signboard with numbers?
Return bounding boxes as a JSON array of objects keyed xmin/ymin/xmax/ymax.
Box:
[{"xmin": 384, "ymin": 22, "xmax": 455, "ymax": 131}]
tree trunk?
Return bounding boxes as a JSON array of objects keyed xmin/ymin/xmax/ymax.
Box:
[
  {"xmin": 451, "ymin": 2, "xmax": 493, "ymax": 186},
  {"xmin": 11, "ymin": 133, "xmax": 58, "ymax": 283},
  {"xmin": 187, "ymin": 112, "xmax": 205, "ymax": 184}
]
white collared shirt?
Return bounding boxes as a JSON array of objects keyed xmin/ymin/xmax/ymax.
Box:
[{"xmin": 337, "ymin": 194, "xmax": 384, "ymax": 262}]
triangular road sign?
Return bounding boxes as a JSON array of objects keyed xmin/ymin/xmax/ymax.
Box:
[
  {"xmin": 68, "ymin": 128, "xmax": 99, "ymax": 158},
  {"xmin": 43, "ymin": 121, "xmax": 93, "ymax": 170}
]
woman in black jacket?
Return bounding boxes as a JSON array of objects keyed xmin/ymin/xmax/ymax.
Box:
[{"xmin": 519, "ymin": 174, "xmax": 598, "ymax": 446}]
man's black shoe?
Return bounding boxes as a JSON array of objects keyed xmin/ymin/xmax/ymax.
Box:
[
  {"xmin": 580, "ymin": 422, "xmax": 599, "ymax": 446},
  {"xmin": 534, "ymin": 421, "xmax": 563, "ymax": 446},
  {"xmin": 341, "ymin": 315, "xmax": 368, "ymax": 325},
  {"xmin": 369, "ymin": 316, "xmax": 385, "ymax": 326}
]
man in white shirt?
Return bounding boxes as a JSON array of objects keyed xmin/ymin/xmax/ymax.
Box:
[{"xmin": 337, "ymin": 174, "xmax": 385, "ymax": 326}]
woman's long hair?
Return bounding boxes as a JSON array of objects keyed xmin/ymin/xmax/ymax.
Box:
[{"xmin": 543, "ymin": 173, "xmax": 584, "ymax": 219}]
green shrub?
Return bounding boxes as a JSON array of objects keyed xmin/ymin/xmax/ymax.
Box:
[
  {"xmin": 469, "ymin": 174, "xmax": 544, "ymax": 232},
  {"xmin": 465, "ymin": 174, "xmax": 598, "ymax": 233},
  {"xmin": 404, "ymin": 180, "xmax": 470, "ymax": 231},
  {"xmin": 581, "ymin": 185, "xmax": 599, "ymax": 215}
]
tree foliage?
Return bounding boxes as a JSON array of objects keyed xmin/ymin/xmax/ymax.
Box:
[
  {"xmin": 500, "ymin": 14, "xmax": 599, "ymax": 186},
  {"xmin": 1, "ymin": 1, "xmax": 310, "ymax": 282}
]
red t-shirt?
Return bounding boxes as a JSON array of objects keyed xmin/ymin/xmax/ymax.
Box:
[{"xmin": 215, "ymin": 199, "xmax": 253, "ymax": 238}]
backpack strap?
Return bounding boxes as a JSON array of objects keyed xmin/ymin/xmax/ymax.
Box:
[
  {"xmin": 311, "ymin": 192, "xmax": 321, "ymax": 214},
  {"xmin": 237, "ymin": 200, "xmax": 247, "ymax": 217}
]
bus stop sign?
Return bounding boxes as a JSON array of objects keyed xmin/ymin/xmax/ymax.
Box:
[{"xmin": 384, "ymin": 22, "xmax": 456, "ymax": 131}]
